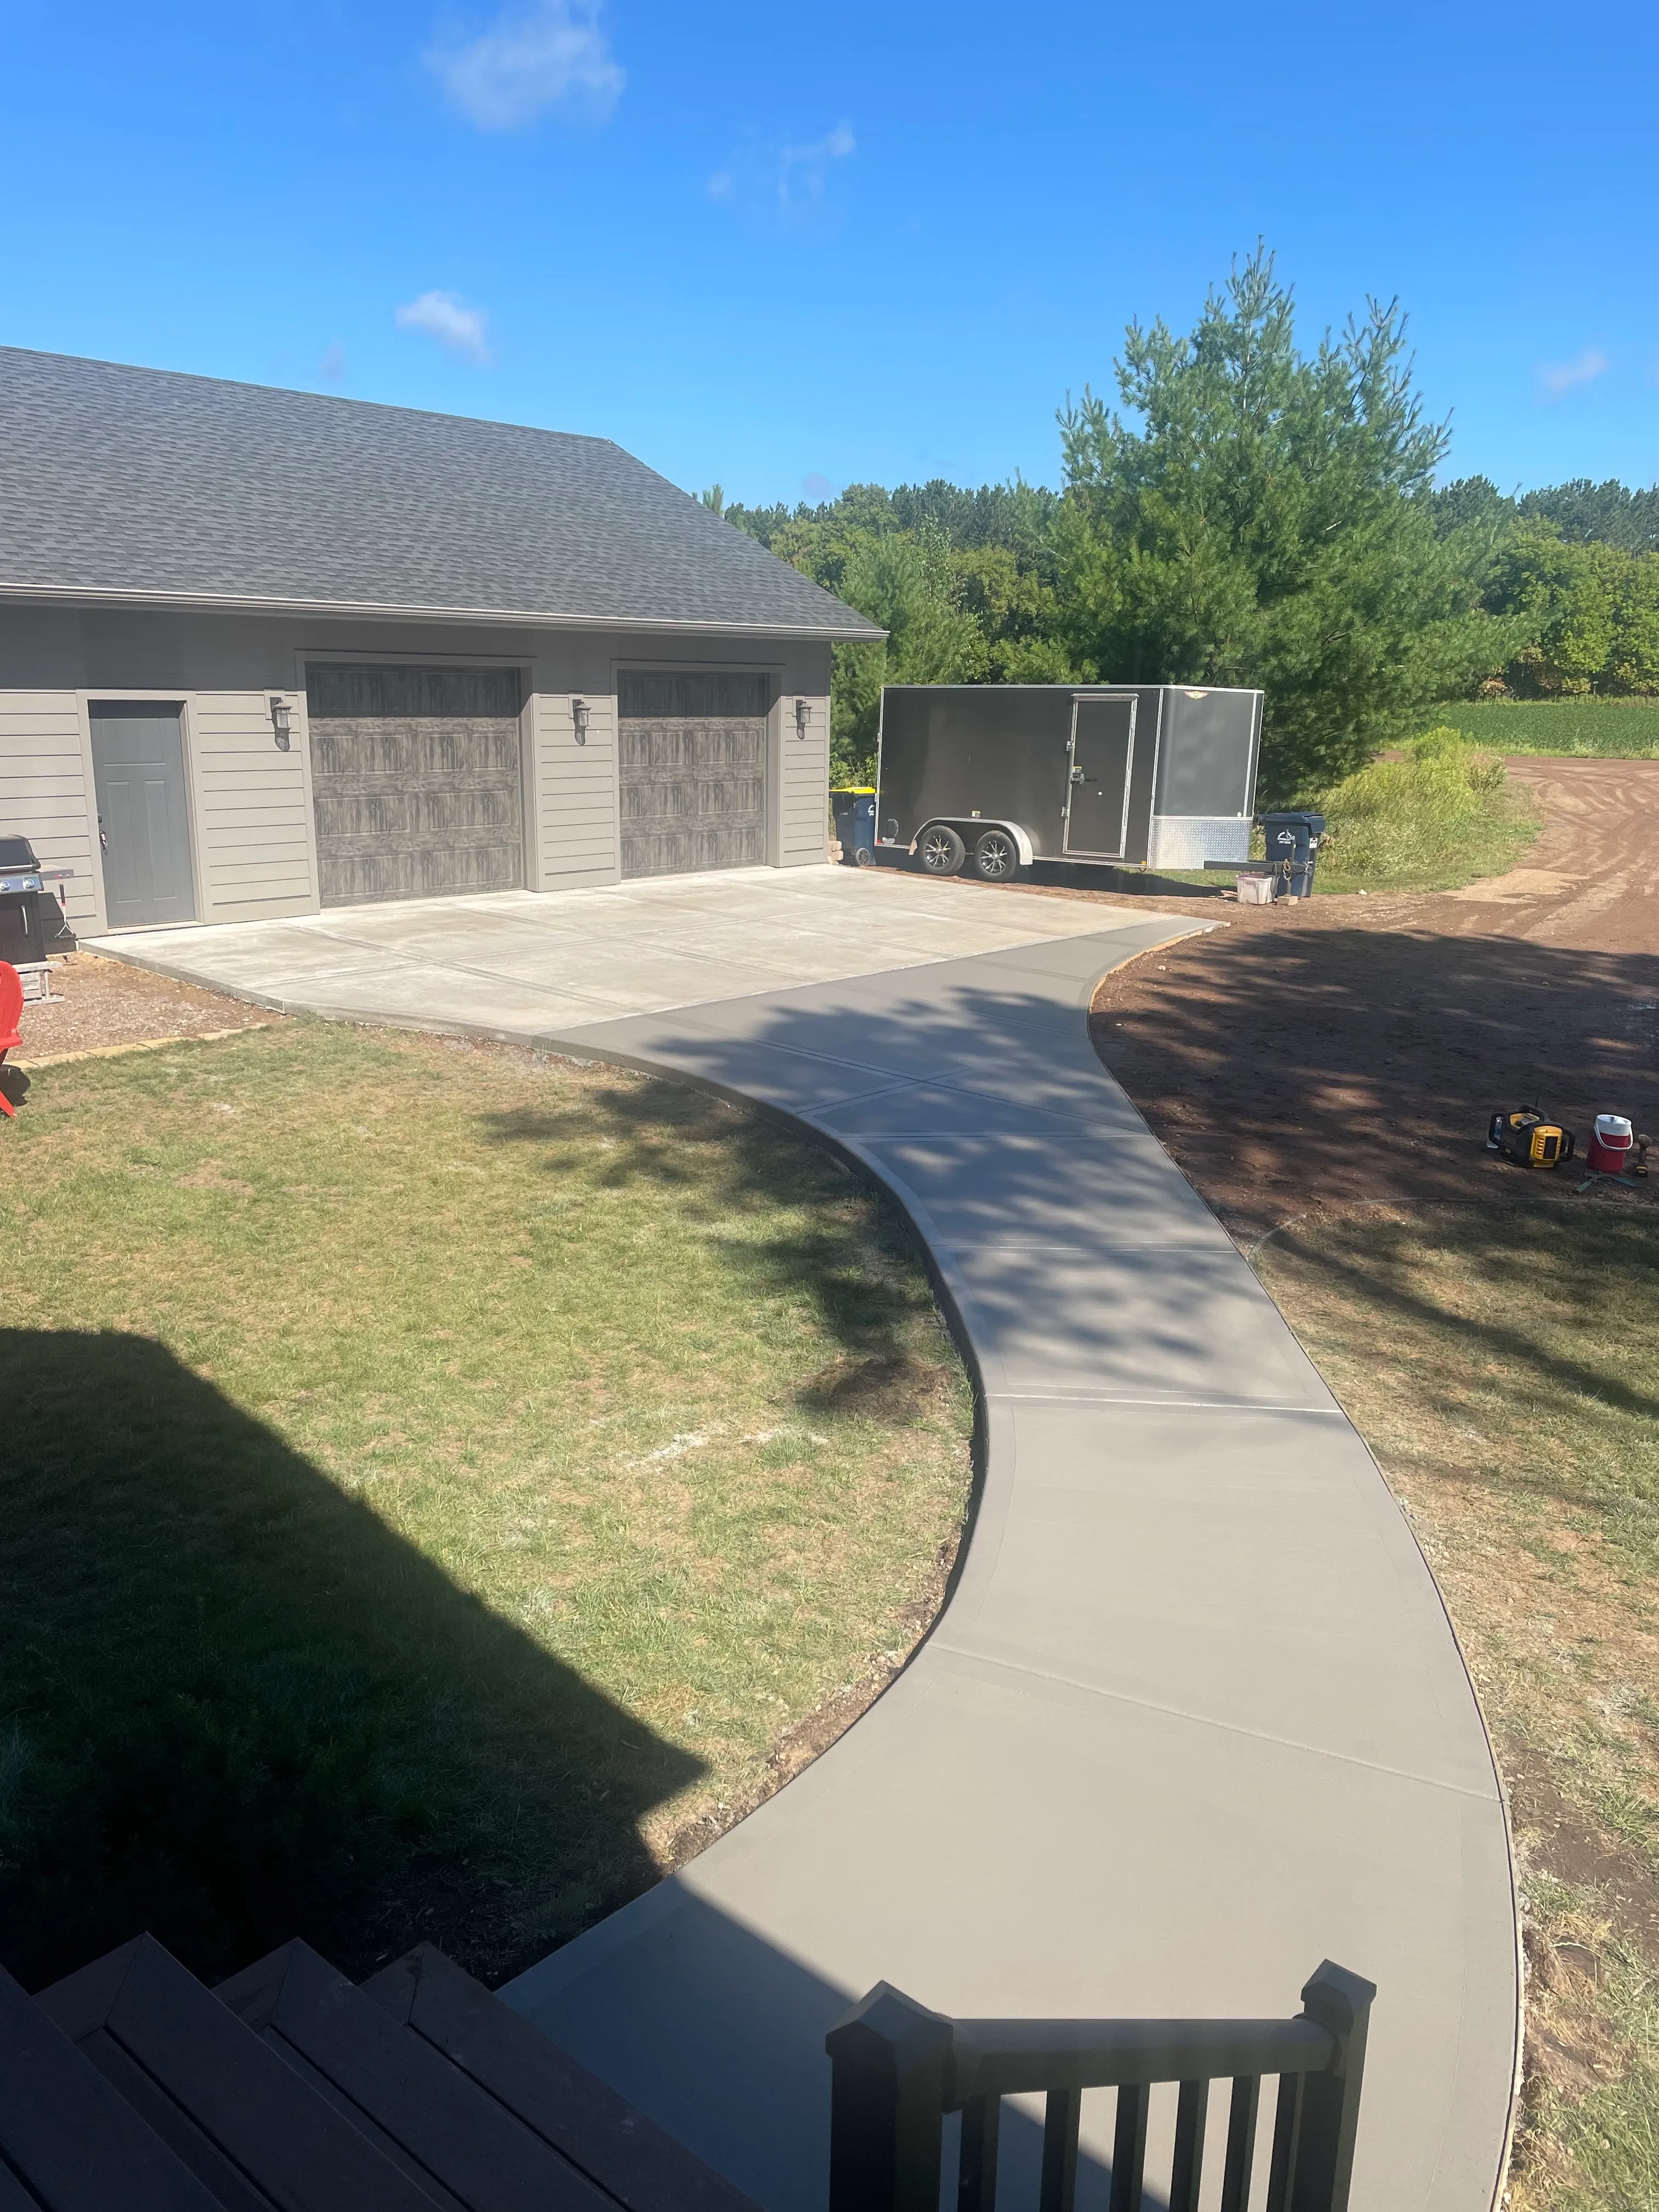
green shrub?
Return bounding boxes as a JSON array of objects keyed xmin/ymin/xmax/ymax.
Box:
[{"xmin": 1311, "ymin": 728, "xmax": 1540, "ymax": 892}]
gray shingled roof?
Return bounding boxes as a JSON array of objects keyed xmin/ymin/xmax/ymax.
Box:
[{"xmin": 0, "ymin": 347, "xmax": 883, "ymax": 639}]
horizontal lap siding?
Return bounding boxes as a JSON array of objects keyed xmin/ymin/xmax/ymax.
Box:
[
  {"xmin": 0, "ymin": 691, "xmax": 99, "ymax": 926},
  {"xmin": 779, "ymin": 696, "xmax": 830, "ymax": 867},
  {"xmin": 533, "ymin": 693, "xmax": 619, "ymax": 888},
  {"xmin": 190, "ymin": 692, "xmax": 318, "ymax": 922}
]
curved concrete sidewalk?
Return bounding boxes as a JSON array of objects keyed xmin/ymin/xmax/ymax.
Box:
[{"xmin": 503, "ymin": 920, "xmax": 1519, "ymax": 2212}]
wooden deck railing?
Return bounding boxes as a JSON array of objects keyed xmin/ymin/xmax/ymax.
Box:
[{"xmin": 826, "ymin": 1959, "xmax": 1375, "ymax": 2212}]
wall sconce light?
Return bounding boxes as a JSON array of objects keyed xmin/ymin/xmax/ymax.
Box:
[
  {"xmin": 794, "ymin": 698, "xmax": 809, "ymax": 740},
  {"xmin": 270, "ymin": 696, "xmax": 291, "ymax": 752},
  {"xmin": 572, "ymin": 697, "xmax": 590, "ymax": 745}
]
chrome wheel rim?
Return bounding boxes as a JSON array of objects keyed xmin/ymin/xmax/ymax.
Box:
[
  {"xmin": 978, "ymin": 836, "xmax": 1012, "ymax": 877},
  {"xmin": 923, "ymin": 832, "xmax": 955, "ymax": 870}
]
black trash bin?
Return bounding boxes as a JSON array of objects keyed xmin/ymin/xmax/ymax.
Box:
[
  {"xmin": 1259, "ymin": 811, "xmax": 1326, "ymax": 899},
  {"xmin": 830, "ymin": 789, "xmax": 878, "ymax": 868}
]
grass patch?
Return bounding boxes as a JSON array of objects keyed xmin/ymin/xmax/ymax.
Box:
[
  {"xmin": 1307, "ymin": 727, "xmax": 1542, "ymax": 893},
  {"xmin": 1520, "ymin": 1876, "xmax": 1659, "ymax": 2211},
  {"xmin": 1432, "ymin": 698, "xmax": 1659, "ymax": 759},
  {"xmin": 0, "ymin": 1022, "xmax": 972, "ymax": 1989},
  {"xmin": 1255, "ymin": 1202, "xmax": 1659, "ymax": 2209}
]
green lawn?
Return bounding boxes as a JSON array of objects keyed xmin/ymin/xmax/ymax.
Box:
[
  {"xmin": 1257, "ymin": 1204, "xmax": 1659, "ymax": 2210},
  {"xmin": 1432, "ymin": 698, "xmax": 1659, "ymax": 758},
  {"xmin": 0, "ymin": 1022, "xmax": 972, "ymax": 1990}
]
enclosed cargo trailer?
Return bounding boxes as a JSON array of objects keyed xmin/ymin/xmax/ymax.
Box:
[{"xmin": 874, "ymin": 683, "xmax": 1262, "ymax": 879}]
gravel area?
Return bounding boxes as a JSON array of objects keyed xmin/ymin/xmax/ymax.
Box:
[{"xmin": 10, "ymin": 951, "xmax": 273, "ymax": 1064}]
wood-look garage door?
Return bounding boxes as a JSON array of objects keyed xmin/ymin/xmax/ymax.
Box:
[
  {"xmin": 618, "ymin": 671, "xmax": 769, "ymax": 879},
  {"xmin": 308, "ymin": 664, "xmax": 523, "ymax": 907}
]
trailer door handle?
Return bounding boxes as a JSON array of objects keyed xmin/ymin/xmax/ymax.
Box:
[{"xmin": 1069, "ymin": 767, "xmax": 1085, "ymax": 783}]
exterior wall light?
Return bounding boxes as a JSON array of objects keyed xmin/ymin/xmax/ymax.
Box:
[
  {"xmin": 572, "ymin": 697, "xmax": 590, "ymax": 745},
  {"xmin": 270, "ymin": 696, "xmax": 292, "ymax": 751},
  {"xmin": 795, "ymin": 698, "xmax": 809, "ymax": 739}
]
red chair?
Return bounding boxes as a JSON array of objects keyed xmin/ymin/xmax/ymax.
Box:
[{"xmin": 0, "ymin": 961, "xmax": 23, "ymax": 1118}]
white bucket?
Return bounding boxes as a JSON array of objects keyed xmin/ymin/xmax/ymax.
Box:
[{"xmin": 1236, "ymin": 873, "xmax": 1277, "ymax": 906}]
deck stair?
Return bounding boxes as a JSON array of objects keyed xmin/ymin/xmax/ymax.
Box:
[{"xmin": 0, "ymin": 1933, "xmax": 757, "ymax": 2212}]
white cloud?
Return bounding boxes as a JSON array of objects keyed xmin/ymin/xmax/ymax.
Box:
[
  {"xmin": 1538, "ymin": 347, "xmax": 1609, "ymax": 402},
  {"xmin": 319, "ymin": 341, "xmax": 347, "ymax": 383},
  {"xmin": 706, "ymin": 170, "xmax": 735, "ymax": 201},
  {"xmin": 777, "ymin": 121, "xmax": 855, "ymax": 215},
  {"xmin": 426, "ymin": 0, "xmax": 623, "ymax": 131},
  {"xmin": 395, "ymin": 290, "xmax": 491, "ymax": 363}
]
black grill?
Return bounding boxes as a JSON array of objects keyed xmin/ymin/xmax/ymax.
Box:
[{"xmin": 0, "ymin": 834, "xmax": 75, "ymax": 963}]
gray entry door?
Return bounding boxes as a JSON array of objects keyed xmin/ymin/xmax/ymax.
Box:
[
  {"xmin": 1064, "ymin": 695, "xmax": 1137, "ymax": 857},
  {"xmin": 307, "ymin": 664, "xmax": 523, "ymax": 908},
  {"xmin": 89, "ymin": 702, "xmax": 196, "ymax": 928},
  {"xmin": 618, "ymin": 672, "xmax": 769, "ymax": 879}
]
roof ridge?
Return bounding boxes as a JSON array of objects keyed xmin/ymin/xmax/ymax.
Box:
[{"xmin": 0, "ymin": 341, "xmax": 620, "ymax": 450}]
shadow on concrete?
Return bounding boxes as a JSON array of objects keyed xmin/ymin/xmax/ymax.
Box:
[
  {"xmin": 522, "ymin": 1888, "xmax": 1154, "ymax": 2212},
  {"xmin": 0, "ymin": 1329, "xmax": 702, "ymax": 1994},
  {"xmin": 856, "ymin": 849, "xmax": 1231, "ymax": 903}
]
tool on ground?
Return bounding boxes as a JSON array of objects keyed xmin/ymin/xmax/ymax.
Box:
[
  {"xmin": 1585, "ymin": 1113, "xmax": 1635, "ymax": 1175},
  {"xmin": 1487, "ymin": 1107, "xmax": 1575, "ymax": 1169},
  {"xmin": 0, "ymin": 961, "xmax": 24, "ymax": 1120}
]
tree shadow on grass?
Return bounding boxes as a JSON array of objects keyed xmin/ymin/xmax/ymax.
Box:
[
  {"xmin": 1272, "ymin": 1207, "xmax": 1659, "ymax": 1430},
  {"xmin": 482, "ymin": 1077, "xmax": 946, "ymax": 1392},
  {"xmin": 0, "ymin": 1329, "xmax": 701, "ymax": 1995}
]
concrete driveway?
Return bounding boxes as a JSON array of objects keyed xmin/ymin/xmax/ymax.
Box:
[
  {"xmin": 93, "ymin": 864, "xmax": 1518, "ymax": 2212},
  {"xmin": 88, "ymin": 865, "xmax": 1156, "ymax": 1039}
]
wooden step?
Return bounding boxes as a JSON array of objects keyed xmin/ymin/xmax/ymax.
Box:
[
  {"xmin": 360, "ymin": 1946, "xmax": 758, "ymax": 2212},
  {"xmin": 38, "ymin": 1935, "xmax": 442, "ymax": 2211},
  {"xmin": 0, "ymin": 1959, "xmax": 218, "ymax": 2212},
  {"xmin": 216, "ymin": 1940, "xmax": 614, "ymax": 2212}
]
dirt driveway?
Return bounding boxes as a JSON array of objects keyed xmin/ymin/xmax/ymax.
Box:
[{"xmin": 1063, "ymin": 757, "xmax": 1659, "ymax": 1241}]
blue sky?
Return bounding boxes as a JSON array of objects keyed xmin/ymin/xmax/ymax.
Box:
[{"xmin": 2, "ymin": 1, "xmax": 1654, "ymax": 507}]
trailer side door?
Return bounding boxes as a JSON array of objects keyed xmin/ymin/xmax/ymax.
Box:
[{"xmin": 1064, "ymin": 695, "xmax": 1136, "ymax": 857}]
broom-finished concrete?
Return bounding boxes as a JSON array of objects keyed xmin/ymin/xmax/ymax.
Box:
[
  {"xmin": 93, "ymin": 870, "xmax": 1518, "ymax": 2210},
  {"xmin": 500, "ymin": 923, "xmax": 1519, "ymax": 2212}
]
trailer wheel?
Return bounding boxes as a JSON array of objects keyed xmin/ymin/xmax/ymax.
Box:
[
  {"xmin": 919, "ymin": 825, "xmax": 966, "ymax": 875},
  {"xmin": 973, "ymin": 828, "xmax": 1019, "ymax": 881}
]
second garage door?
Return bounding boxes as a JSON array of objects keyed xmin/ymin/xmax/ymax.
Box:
[
  {"xmin": 618, "ymin": 671, "xmax": 769, "ymax": 878},
  {"xmin": 308, "ymin": 663, "xmax": 523, "ymax": 907}
]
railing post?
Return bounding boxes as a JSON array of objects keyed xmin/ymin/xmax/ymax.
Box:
[
  {"xmin": 826, "ymin": 1983, "xmax": 954, "ymax": 2212},
  {"xmin": 1290, "ymin": 1960, "xmax": 1377, "ymax": 2212}
]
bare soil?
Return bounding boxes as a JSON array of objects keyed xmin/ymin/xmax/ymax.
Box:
[
  {"xmin": 10, "ymin": 951, "xmax": 271, "ymax": 1063},
  {"xmin": 1055, "ymin": 757, "xmax": 1659, "ymax": 1244}
]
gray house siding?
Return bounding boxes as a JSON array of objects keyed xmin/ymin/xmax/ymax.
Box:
[
  {"xmin": 0, "ymin": 605, "xmax": 832, "ymax": 930},
  {"xmin": 529, "ymin": 691, "xmax": 618, "ymax": 892},
  {"xmin": 0, "ymin": 688, "xmax": 99, "ymax": 930},
  {"xmin": 189, "ymin": 690, "xmax": 317, "ymax": 924}
]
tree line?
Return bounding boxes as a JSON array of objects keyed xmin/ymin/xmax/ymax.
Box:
[{"xmin": 705, "ymin": 250, "xmax": 1658, "ymax": 804}]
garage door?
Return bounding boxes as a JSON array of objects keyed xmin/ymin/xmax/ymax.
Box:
[
  {"xmin": 618, "ymin": 671, "xmax": 769, "ymax": 879},
  {"xmin": 308, "ymin": 664, "xmax": 523, "ymax": 907}
]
